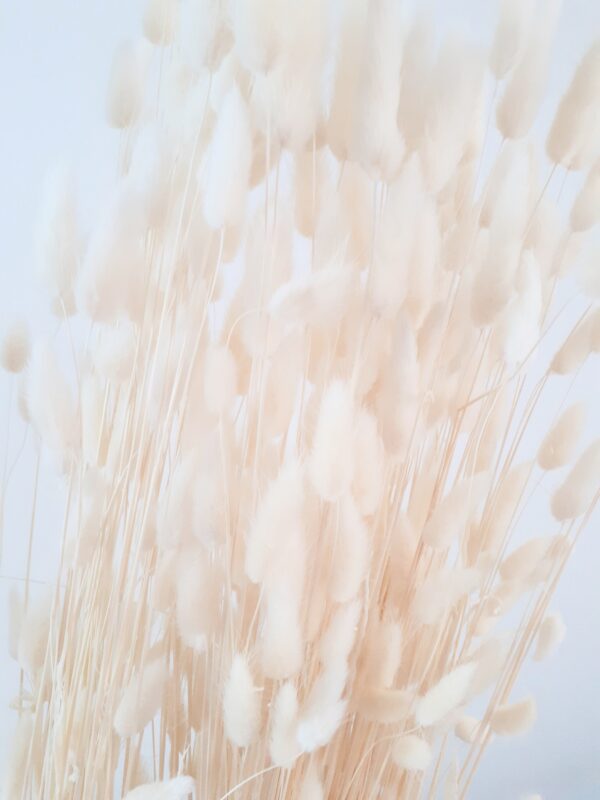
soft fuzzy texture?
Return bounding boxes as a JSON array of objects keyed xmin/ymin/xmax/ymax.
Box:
[
  {"xmin": 223, "ymin": 654, "xmax": 262, "ymax": 748},
  {"xmin": 124, "ymin": 776, "xmax": 195, "ymax": 799},
  {"xmin": 0, "ymin": 319, "xmax": 30, "ymax": 374},
  {"xmin": 416, "ymin": 663, "xmax": 477, "ymax": 727},
  {"xmin": 490, "ymin": 696, "xmax": 537, "ymax": 736},
  {"xmin": 534, "ymin": 612, "xmax": 566, "ymax": 661},
  {"xmin": 114, "ymin": 659, "xmax": 169, "ymax": 738},
  {"xmin": 392, "ymin": 735, "xmax": 432, "ymax": 772},
  {"xmin": 3, "ymin": 3, "xmax": 599, "ymax": 799}
]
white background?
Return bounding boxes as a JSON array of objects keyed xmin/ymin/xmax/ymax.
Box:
[{"xmin": 0, "ymin": 1, "xmax": 599, "ymax": 797}]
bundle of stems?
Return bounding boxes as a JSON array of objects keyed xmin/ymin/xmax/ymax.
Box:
[{"xmin": 2, "ymin": 0, "xmax": 600, "ymax": 797}]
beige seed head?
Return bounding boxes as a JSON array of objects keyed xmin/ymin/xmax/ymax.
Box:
[
  {"xmin": 416, "ymin": 663, "xmax": 477, "ymax": 727},
  {"xmin": 455, "ymin": 714, "xmax": 482, "ymax": 744},
  {"xmin": 490, "ymin": 695, "xmax": 537, "ymax": 735},
  {"xmin": 534, "ymin": 612, "xmax": 566, "ymax": 661},
  {"xmin": 298, "ymin": 761, "xmax": 324, "ymax": 800},
  {"xmin": 223, "ymin": 653, "xmax": 262, "ymax": 748},
  {"xmin": 546, "ymin": 41, "xmax": 600, "ymax": 169},
  {"xmin": 0, "ymin": 319, "xmax": 30, "ymax": 374},
  {"xmin": 106, "ymin": 40, "xmax": 147, "ymax": 129},
  {"xmin": 490, "ymin": 0, "xmax": 535, "ymax": 80},
  {"xmin": 114, "ymin": 658, "xmax": 168, "ymax": 738},
  {"xmin": 143, "ymin": 0, "xmax": 178, "ymax": 46},
  {"xmin": 550, "ymin": 318, "xmax": 593, "ymax": 374},
  {"xmin": 495, "ymin": 2, "xmax": 559, "ymax": 140},
  {"xmin": 551, "ymin": 439, "xmax": 600, "ymax": 520},
  {"xmin": 392, "ymin": 735, "xmax": 432, "ymax": 772},
  {"xmin": 4, "ymin": 2, "xmax": 599, "ymax": 795},
  {"xmin": 571, "ymin": 161, "xmax": 600, "ymax": 231},
  {"xmin": 499, "ymin": 537, "xmax": 553, "ymax": 582},
  {"xmin": 123, "ymin": 776, "xmax": 196, "ymax": 800},
  {"xmin": 537, "ymin": 403, "xmax": 586, "ymax": 470},
  {"xmin": 357, "ymin": 687, "xmax": 412, "ymax": 725},
  {"xmin": 269, "ymin": 682, "xmax": 299, "ymax": 768},
  {"xmin": 309, "ymin": 380, "xmax": 356, "ymax": 501},
  {"xmin": 201, "ymin": 85, "xmax": 252, "ymax": 230}
]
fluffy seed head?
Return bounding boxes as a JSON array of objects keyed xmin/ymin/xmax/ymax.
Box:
[
  {"xmin": 35, "ymin": 163, "xmax": 80, "ymax": 314},
  {"xmin": 309, "ymin": 381, "xmax": 355, "ymax": 501},
  {"xmin": 245, "ymin": 460, "xmax": 305, "ymax": 584},
  {"xmin": 201, "ymin": 85, "xmax": 252, "ymax": 230},
  {"xmin": 230, "ymin": 0, "xmax": 282, "ymax": 73},
  {"xmin": 180, "ymin": 0, "xmax": 222, "ymax": 71},
  {"xmin": 494, "ymin": 249, "xmax": 543, "ymax": 365},
  {"xmin": 392, "ymin": 735, "xmax": 432, "ymax": 771},
  {"xmin": 534, "ymin": 612, "xmax": 566, "ymax": 661},
  {"xmin": 490, "ymin": 0, "xmax": 534, "ymax": 79},
  {"xmin": 416, "ymin": 663, "xmax": 476, "ymax": 727},
  {"xmin": 546, "ymin": 41, "xmax": 600, "ymax": 169},
  {"xmin": 175, "ymin": 548, "xmax": 222, "ymax": 644},
  {"xmin": 93, "ymin": 324, "xmax": 136, "ymax": 384},
  {"xmin": 327, "ymin": 0, "xmax": 368, "ymax": 161},
  {"xmin": 4, "ymin": 2, "xmax": 599, "ymax": 794},
  {"xmin": 420, "ymin": 37, "xmax": 485, "ymax": 193},
  {"xmin": 571, "ymin": 161, "xmax": 600, "ymax": 231},
  {"xmin": 550, "ymin": 318, "xmax": 593, "ymax": 374},
  {"xmin": 296, "ymin": 699, "xmax": 347, "ymax": 753},
  {"xmin": 124, "ymin": 776, "xmax": 196, "ymax": 800},
  {"xmin": 551, "ymin": 439, "xmax": 600, "ymax": 520},
  {"xmin": 78, "ymin": 186, "xmax": 146, "ymax": 323},
  {"xmin": 499, "ymin": 537, "xmax": 553, "ymax": 582},
  {"xmin": 360, "ymin": 619, "xmax": 402, "ymax": 689},
  {"xmin": 496, "ymin": 1, "xmax": 560, "ymax": 139},
  {"xmin": 223, "ymin": 653, "xmax": 262, "ymax": 748},
  {"xmin": 143, "ymin": 0, "xmax": 178, "ymax": 45},
  {"xmin": 368, "ymin": 158, "xmax": 422, "ymax": 316},
  {"xmin": 269, "ymin": 682, "xmax": 299, "ymax": 768},
  {"xmin": 318, "ymin": 600, "xmax": 361, "ymax": 669},
  {"xmin": 357, "ymin": 687, "xmax": 412, "ymax": 724},
  {"xmin": 0, "ymin": 319, "xmax": 30, "ymax": 374},
  {"xmin": 127, "ymin": 123, "xmax": 173, "ymax": 230},
  {"xmin": 329, "ymin": 496, "xmax": 370, "ymax": 602},
  {"xmin": 261, "ymin": 582, "xmax": 305, "ymax": 680},
  {"xmin": 537, "ymin": 403, "xmax": 586, "ymax": 470},
  {"xmin": 107, "ymin": 40, "xmax": 147, "ymax": 128},
  {"xmin": 27, "ymin": 340, "xmax": 78, "ymax": 458},
  {"xmin": 421, "ymin": 475, "xmax": 486, "ymax": 550},
  {"xmin": 353, "ymin": 0, "xmax": 405, "ymax": 180},
  {"xmin": 479, "ymin": 461, "xmax": 532, "ymax": 558},
  {"xmin": 299, "ymin": 761, "xmax": 324, "ymax": 800},
  {"xmin": 490, "ymin": 695, "xmax": 537, "ymax": 735},
  {"xmin": 455, "ymin": 714, "xmax": 482, "ymax": 743},
  {"xmin": 17, "ymin": 590, "xmax": 51, "ymax": 676},
  {"xmin": 114, "ymin": 658, "xmax": 168, "ymax": 737},
  {"xmin": 413, "ymin": 567, "xmax": 480, "ymax": 625},
  {"xmin": 396, "ymin": 12, "xmax": 434, "ymax": 149}
]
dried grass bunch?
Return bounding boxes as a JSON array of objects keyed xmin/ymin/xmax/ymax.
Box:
[{"xmin": 2, "ymin": 0, "xmax": 600, "ymax": 797}]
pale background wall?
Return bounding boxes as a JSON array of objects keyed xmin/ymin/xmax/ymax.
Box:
[{"xmin": 0, "ymin": 1, "xmax": 598, "ymax": 797}]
